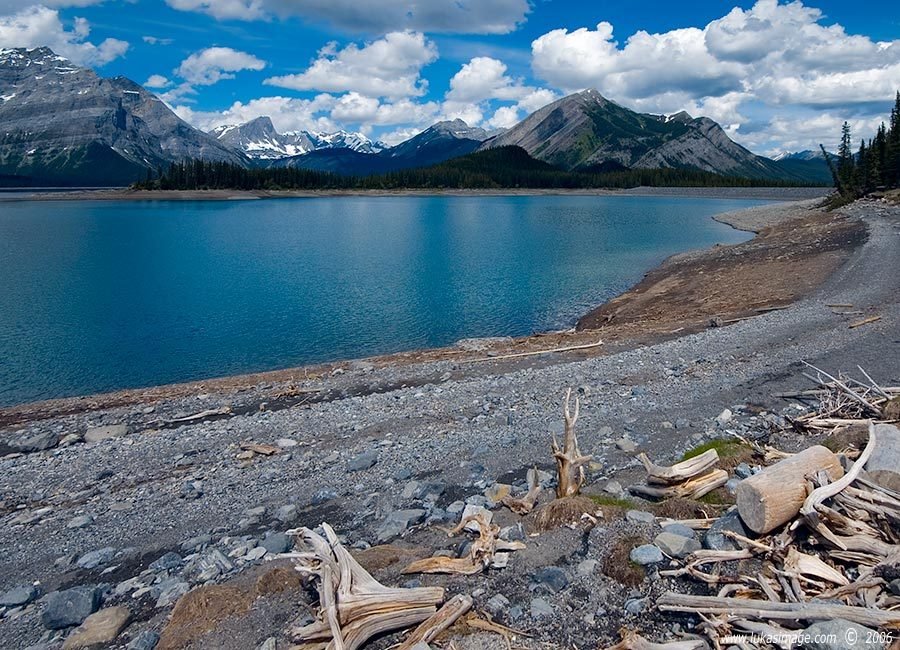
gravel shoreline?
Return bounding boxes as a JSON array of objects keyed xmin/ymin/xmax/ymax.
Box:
[{"xmin": 0, "ymin": 195, "xmax": 896, "ymax": 649}]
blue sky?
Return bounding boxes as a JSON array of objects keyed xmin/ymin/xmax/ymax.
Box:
[{"xmin": 1, "ymin": 1, "xmax": 898, "ymax": 154}]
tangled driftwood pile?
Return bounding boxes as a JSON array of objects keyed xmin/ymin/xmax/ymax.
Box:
[
  {"xmin": 630, "ymin": 450, "xmax": 728, "ymax": 501},
  {"xmin": 652, "ymin": 366, "xmax": 900, "ymax": 645}
]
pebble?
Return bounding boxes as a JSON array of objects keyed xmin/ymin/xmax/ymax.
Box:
[
  {"xmin": 624, "ymin": 598, "xmax": 647, "ymax": 615},
  {"xmin": 532, "ymin": 566, "xmax": 569, "ymax": 593},
  {"xmin": 245, "ymin": 546, "xmax": 267, "ymax": 562},
  {"xmin": 76, "ymin": 547, "xmax": 117, "ymax": 570},
  {"xmin": 376, "ymin": 509, "xmax": 426, "ymax": 542},
  {"xmin": 0, "ymin": 584, "xmax": 40, "ymax": 607},
  {"xmin": 149, "ymin": 552, "xmax": 182, "ymax": 572},
  {"xmin": 734, "ymin": 463, "xmax": 753, "ymax": 479},
  {"xmin": 604, "ymin": 480, "xmax": 625, "ymax": 497},
  {"xmin": 275, "ymin": 438, "xmax": 298, "ymax": 448},
  {"xmin": 577, "ymin": 559, "xmax": 598, "ymax": 577},
  {"xmin": 715, "ymin": 409, "xmax": 733, "ymax": 427},
  {"xmin": 485, "ymin": 594, "xmax": 509, "ymax": 616},
  {"xmin": 260, "ymin": 532, "xmax": 292, "ymax": 554},
  {"xmin": 629, "ymin": 544, "xmax": 664, "ymax": 565},
  {"xmin": 529, "ymin": 597, "xmax": 554, "ymax": 619},
  {"xmin": 42, "ymin": 586, "xmax": 101, "ymax": 629},
  {"xmin": 625, "ymin": 510, "xmax": 656, "ymax": 524},
  {"xmin": 654, "ymin": 532, "xmax": 701, "ymax": 559},
  {"xmin": 704, "ymin": 509, "xmax": 750, "ymax": 552},
  {"xmin": 127, "ymin": 630, "xmax": 160, "ymax": 650},
  {"xmin": 460, "ymin": 504, "xmax": 492, "ymax": 532},
  {"xmin": 275, "ymin": 504, "xmax": 298, "ymax": 522},
  {"xmin": 615, "ymin": 438, "xmax": 637, "ymax": 453},
  {"xmin": 347, "ymin": 450, "xmax": 378, "ymax": 472},
  {"xmin": 661, "ymin": 523, "xmax": 696, "ymax": 539},
  {"xmin": 67, "ymin": 515, "xmax": 94, "ymax": 529},
  {"xmin": 180, "ymin": 534, "xmax": 211, "ymax": 552},
  {"xmin": 84, "ymin": 424, "xmax": 128, "ymax": 443},
  {"xmin": 154, "ymin": 580, "xmax": 189, "ymax": 608},
  {"xmin": 311, "ymin": 489, "xmax": 337, "ymax": 505},
  {"xmin": 11, "ymin": 431, "xmax": 59, "ymax": 453}
]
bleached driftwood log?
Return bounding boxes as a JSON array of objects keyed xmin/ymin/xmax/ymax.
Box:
[
  {"xmin": 603, "ymin": 628, "xmax": 707, "ymax": 650},
  {"xmin": 401, "ymin": 513, "xmax": 524, "ymax": 575},
  {"xmin": 638, "ymin": 449, "xmax": 720, "ymax": 485},
  {"xmin": 552, "ymin": 389, "xmax": 592, "ymax": 498},
  {"xmin": 287, "ymin": 523, "xmax": 445, "ymax": 650},
  {"xmin": 630, "ymin": 469, "xmax": 728, "ymax": 500},
  {"xmin": 502, "ymin": 467, "xmax": 542, "ymax": 515},
  {"xmin": 657, "ymin": 592, "xmax": 900, "ymax": 627},
  {"xmin": 736, "ymin": 445, "xmax": 844, "ymax": 534},
  {"xmin": 397, "ymin": 594, "xmax": 472, "ymax": 650}
]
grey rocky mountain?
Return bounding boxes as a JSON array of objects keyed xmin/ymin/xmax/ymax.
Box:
[
  {"xmin": 480, "ymin": 89, "xmax": 795, "ymax": 180},
  {"xmin": 0, "ymin": 47, "xmax": 245, "ymax": 186},
  {"xmin": 211, "ymin": 117, "xmax": 386, "ymax": 161}
]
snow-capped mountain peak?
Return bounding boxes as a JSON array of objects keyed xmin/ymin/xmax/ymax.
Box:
[{"xmin": 212, "ymin": 119, "xmax": 386, "ymax": 160}]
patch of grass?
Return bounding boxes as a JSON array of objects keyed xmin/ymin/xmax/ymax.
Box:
[
  {"xmin": 681, "ymin": 438, "xmax": 754, "ymax": 470},
  {"xmin": 681, "ymin": 438, "xmax": 746, "ymax": 461},
  {"xmin": 698, "ymin": 487, "xmax": 735, "ymax": 506},
  {"xmin": 601, "ymin": 535, "xmax": 646, "ymax": 587}
]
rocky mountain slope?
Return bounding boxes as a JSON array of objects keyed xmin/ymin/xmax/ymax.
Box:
[
  {"xmin": 273, "ymin": 119, "xmax": 488, "ymax": 175},
  {"xmin": 480, "ymin": 90, "xmax": 812, "ymax": 182},
  {"xmin": 0, "ymin": 47, "xmax": 245, "ymax": 186},
  {"xmin": 211, "ymin": 117, "xmax": 385, "ymax": 161}
]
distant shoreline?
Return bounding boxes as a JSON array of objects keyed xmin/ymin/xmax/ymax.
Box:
[{"xmin": 1, "ymin": 185, "xmax": 831, "ymax": 202}]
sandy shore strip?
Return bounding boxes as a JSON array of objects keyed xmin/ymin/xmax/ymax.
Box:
[
  {"xmin": 0, "ymin": 185, "xmax": 830, "ymax": 202},
  {"xmin": 0, "ymin": 197, "xmax": 896, "ymax": 649}
]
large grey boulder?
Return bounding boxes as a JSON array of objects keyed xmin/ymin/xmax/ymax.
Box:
[
  {"xmin": 376, "ymin": 509, "xmax": 426, "ymax": 542},
  {"xmin": 84, "ymin": 425, "xmax": 128, "ymax": 443},
  {"xmin": 11, "ymin": 431, "xmax": 59, "ymax": 453},
  {"xmin": 801, "ymin": 619, "xmax": 884, "ymax": 650},
  {"xmin": 42, "ymin": 586, "xmax": 101, "ymax": 629}
]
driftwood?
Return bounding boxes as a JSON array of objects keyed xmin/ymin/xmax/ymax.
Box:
[
  {"xmin": 397, "ymin": 594, "xmax": 472, "ymax": 650},
  {"xmin": 630, "ymin": 469, "xmax": 728, "ymax": 500},
  {"xmin": 502, "ymin": 467, "xmax": 542, "ymax": 515},
  {"xmin": 657, "ymin": 592, "xmax": 900, "ymax": 627},
  {"xmin": 287, "ymin": 523, "xmax": 444, "ymax": 650},
  {"xmin": 638, "ymin": 449, "xmax": 720, "ymax": 485},
  {"xmin": 552, "ymin": 389, "xmax": 592, "ymax": 498},
  {"xmin": 849, "ymin": 315, "xmax": 882, "ymax": 328},
  {"xmin": 735, "ymin": 445, "xmax": 843, "ymax": 534},
  {"xmin": 463, "ymin": 338, "xmax": 603, "ymax": 363},
  {"xmin": 603, "ymin": 629, "xmax": 706, "ymax": 650},
  {"xmin": 401, "ymin": 513, "xmax": 524, "ymax": 575}
]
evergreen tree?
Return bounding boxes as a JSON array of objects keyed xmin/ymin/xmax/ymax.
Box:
[{"xmin": 837, "ymin": 121, "xmax": 855, "ymax": 194}]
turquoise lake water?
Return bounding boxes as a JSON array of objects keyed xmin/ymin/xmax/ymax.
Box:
[{"xmin": 0, "ymin": 195, "xmax": 765, "ymax": 406}]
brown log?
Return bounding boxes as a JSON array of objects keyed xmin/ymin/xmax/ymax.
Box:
[
  {"xmin": 657, "ymin": 592, "xmax": 900, "ymax": 627},
  {"xmin": 736, "ymin": 445, "xmax": 844, "ymax": 534},
  {"xmin": 552, "ymin": 389, "xmax": 592, "ymax": 498},
  {"xmin": 397, "ymin": 594, "xmax": 472, "ymax": 650},
  {"xmin": 638, "ymin": 449, "xmax": 720, "ymax": 485}
]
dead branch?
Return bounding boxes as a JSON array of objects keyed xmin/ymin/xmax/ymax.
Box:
[
  {"xmin": 638, "ymin": 449, "xmax": 720, "ymax": 485},
  {"xmin": 603, "ymin": 628, "xmax": 707, "ymax": 650},
  {"xmin": 502, "ymin": 467, "xmax": 542, "ymax": 515},
  {"xmin": 397, "ymin": 594, "xmax": 472, "ymax": 650},
  {"xmin": 657, "ymin": 592, "xmax": 900, "ymax": 627},
  {"xmin": 630, "ymin": 469, "xmax": 728, "ymax": 500},
  {"xmin": 552, "ymin": 388, "xmax": 592, "ymax": 498}
]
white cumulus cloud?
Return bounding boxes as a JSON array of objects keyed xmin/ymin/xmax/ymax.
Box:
[
  {"xmin": 165, "ymin": 0, "xmax": 529, "ymax": 34},
  {"xmin": 0, "ymin": 5, "xmax": 128, "ymax": 66},
  {"xmin": 265, "ymin": 31, "xmax": 437, "ymax": 100},
  {"xmin": 176, "ymin": 47, "xmax": 266, "ymax": 85},
  {"xmin": 529, "ymin": 0, "xmax": 900, "ymax": 152},
  {"xmin": 144, "ymin": 74, "xmax": 171, "ymax": 88}
]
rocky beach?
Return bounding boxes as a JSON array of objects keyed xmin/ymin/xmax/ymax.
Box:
[{"xmin": 0, "ymin": 194, "xmax": 898, "ymax": 650}]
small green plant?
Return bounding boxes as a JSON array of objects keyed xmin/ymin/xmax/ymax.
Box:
[{"xmin": 681, "ymin": 438, "xmax": 748, "ymax": 462}]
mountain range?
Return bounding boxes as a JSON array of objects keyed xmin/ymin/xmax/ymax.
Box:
[
  {"xmin": 0, "ymin": 47, "xmax": 831, "ymax": 187},
  {"xmin": 0, "ymin": 47, "xmax": 244, "ymax": 186},
  {"xmin": 211, "ymin": 117, "xmax": 386, "ymax": 160}
]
